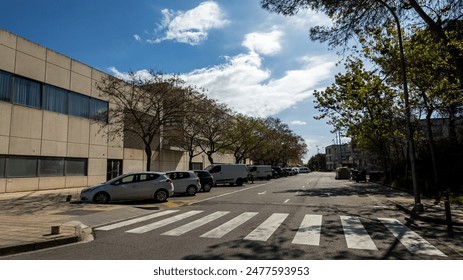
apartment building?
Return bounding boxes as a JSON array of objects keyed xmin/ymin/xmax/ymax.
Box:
[{"xmin": 0, "ymin": 29, "xmax": 230, "ymax": 193}]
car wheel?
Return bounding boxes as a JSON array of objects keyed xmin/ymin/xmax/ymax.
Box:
[
  {"xmin": 202, "ymin": 183, "xmax": 212, "ymax": 192},
  {"xmin": 186, "ymin": 185, "xmax": 197, "ymax": 196},
  {"xmin": 236, "ymin": 178, "xmax": 243, "ymax": 186},
  {"xmin": 155, "ymin": 189, "xmax": 168, "ymax": 202},
  {"xmin": 93, "ymin": 192, "xmax": 110, "ymax": 204}
]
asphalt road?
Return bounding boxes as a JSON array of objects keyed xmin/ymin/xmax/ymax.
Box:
[{"xmin": 5, "ymin": 172, "xmax": 459, "ymax": 260}]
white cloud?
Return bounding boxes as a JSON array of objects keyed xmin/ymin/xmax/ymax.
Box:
[
  {"xmin": 290, "ymin": 120, "xmax": 307, "ymax": 126},
  {"xmin": 133, "ymin": 34, "xmax": 142, "ymax": 42},
  {"xmin": 151, "ymin": 1, "xmax": 230, "ymax": 45},
  {"xmin": 242, "ymin": 29, "xmax": 283, "ymax": 56},
  {"xmin": 182, "ymin": 49, "xmax": 337, "ymax": 117},
  {"xmin": 108, "ymin": 67, "xmax": 154, "ymax": 82}
]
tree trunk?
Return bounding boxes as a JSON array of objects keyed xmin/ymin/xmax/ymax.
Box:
[{"xmin": 145, "ymin": 145, "xmax": 152, "ymax": 171}]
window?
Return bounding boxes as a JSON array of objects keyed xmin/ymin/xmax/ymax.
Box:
[
  {"xmin": 190, "ymin": 162, "xmax": 203, "ymax": 170},
  {"xmin": 65, "ymin": 158, "xmax": 87, "ymax": 176},
  {"xmin": 6, "ymin": 156, "xmax": 37, "ymax": 178},
  {"xmin": 0, "ymin": 156, "xmax": 5, "ymax": 178},
  {"xmin": 13, "ymin": 76, "xmax": 41, "ymax": 108},
  {"xmin": 118, "ymin": 175, "xmax": 135, "ymax": 184},
  {"xmin": 39, "ymin": 157, "xmax": 65, "ymax": 177},
  {"xmin": 44, "ymin": 85, "xmax": 68, "ymax": 114},
  {"xmin": 90, "ymin": 98, "xmax": 108, "ymax": 122},
  {"xmin": 139, "ymin": 173, "xmax": 160, "ymax": 181},
  {"xmin": 69, "ymin": 92, "xmax": 89, "ymax": 118},
  {"xmin": 0, "ymin": 71, "xmax": 12, "ymax": 101}
]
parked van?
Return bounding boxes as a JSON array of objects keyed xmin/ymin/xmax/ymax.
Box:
[
  {"xmin": 247, "ymin": 165, "xmax": 273, "ymax": 180},
  {"xmin": 205, "ymin": 164, "xmax": 248, "ymax": 186}
]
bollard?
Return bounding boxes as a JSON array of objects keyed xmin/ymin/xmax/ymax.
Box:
[{"xmin": 443, "ymin": 189, "xmax": 454, "ymax": 237}]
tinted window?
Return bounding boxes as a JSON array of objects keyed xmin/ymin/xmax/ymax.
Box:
[
  {"xmin": 0, "ymin": 156, "xmax": 5, "ymax": 178},
  {"xmin": 139, "ymin": 173, "xmax": 160, "ymax": 181},
  {"xmin": 65, "ymin": 158, "xmax": 87, "ymax": 176},
  {"xmin": 6, "ymin": 156, "xmax": 37, "ymax": 178},
  {"xmin": 115, "ymin": 175, "xmax": 135, "ymax": 184},
  {"xmin": 44, "ymin": 85, "xmax": 68, "ymax": 114},
  {"xmin": 39, "ymin": 157, "xmax": 65, "ymax": 177},
  {"xmin": 69, "ymin": 92, "xmax": 89, "ymax": 118},
  {"xmin": 0, "ymin": 71, "xmax": 12, "ymax": 101},
  {"xmin": 208, "ymin": 166, "xmax": 221, "ymax": 173},
  {"xmin": 89, "ymin": 98, "xmax": 108, "ymax": 123},
  {"xmin": 13, "ymin": 76, "xmax": 41, "ymax": 108}
]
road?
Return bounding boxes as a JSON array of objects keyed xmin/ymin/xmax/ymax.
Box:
[{"xmin": 4, "ymin": 172, "xmax": 459, "ymax": 260}]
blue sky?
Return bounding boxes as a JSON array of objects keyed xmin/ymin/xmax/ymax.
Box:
[{"xmin": 1, "ymin": 0, "xmax": 347, "ymax": 161}]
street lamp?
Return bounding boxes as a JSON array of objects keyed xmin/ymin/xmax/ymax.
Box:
[{"xmin": 378, "ymin": 0, "xmax": 423, "ymax": 212}]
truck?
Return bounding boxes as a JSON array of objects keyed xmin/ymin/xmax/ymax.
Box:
[
  {"xmin": 204, "ymin": 164, "xmax": 248, "ymax": 186},
  {"xmin": 247, "ymin": 165, "xmax": 273, "ymax": 180}
]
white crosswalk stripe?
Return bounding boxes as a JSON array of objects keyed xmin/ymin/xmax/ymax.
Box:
[
  {"xmin": 162, "ymin": 211, "xmax": 230, "ymax": 236},
  {"xmin": 379, "ymin": 218, "xmax": 447, "ymax": 257},
  {"xmin": 340, "ymin": 216, "xmax": 378, "ymax": 250},
  {"xmin": 200, "ymin": 212, "xmax": 258, "ymax": 238},
  {"xmin": 244, "ymin": 213, "xmax": 289, "ymax": 241},
  {"xmin": 113, "ymin": 209, "xmax": 446, "ymax": 257},
  {"xmin": 292, "ymin": 214, "xmax": 322, "ymax": 246},
  {"xmin": 96, "ymin": 210, "xmax": 180, "ymax": 231},
  {"xmin": 126, "ymin": 210, "xmax": 203, "ymax": 234}
]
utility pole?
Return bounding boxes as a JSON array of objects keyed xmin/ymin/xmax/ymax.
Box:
[{"xmin": 378, "ymin": 0, "xmax": 422, "ymax": 212}]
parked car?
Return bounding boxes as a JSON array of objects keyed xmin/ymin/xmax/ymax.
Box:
[
  {"xmin": 247, "ymin": 165, "xmax": 273, "ymax": 180},
  {"xmin": 205, "ymin": 164, "xmax": 248, "ymax": 186},
  {"xmin": 283, "ymin": 168, "xmax": 295, "ymax": 176},
  {"xmin": 335, "ymin": 167, "xmax": 351, "ymax": 180},
  {"xmin": 299, "ymin": 167, "xmax": 310, "ymax": 173},
  {"xmin": 272, "ymin": 166, "xmax": 284, "ymax": 177},
  {"xmin": 193, "ymin": 170, "xmax": 215, "ymax": 192},
  {"xmin": 166, "ymin": 171, "xmax": 201, "ymax": 196},
  {"xmin": 80, "ymin": 172, "xmax": 174, "ymax": 203}
]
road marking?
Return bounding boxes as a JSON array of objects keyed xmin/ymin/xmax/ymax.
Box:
[
  {"xmin": 340, "ymin": 216, "xmax": 378, "ymax": 250},
  {"xmin": 283, "ymin": 199, "xmax": 290, "ymax": 203},
  {"xmin": 126, "ymin": 210, "xmax": 203, "ymax": 234},
  {"xmin": 96, "ymin": 210, "xmax": 179, "ymax": 231},
  {"xmin": 200, "ymin": 212, "xmax": 258, "ymax": 238},
  {"xmin": 292, "ymin": 214, "xmax": 322, "ymax": 246},
  {"xmin": 162, "ymin": 211, "xmax": 230, "ymax": 236},
  {"xmin": 244, "ymin": 213, "xmax": 288, "ymax": 241},
  {"xmin": 258, "ymin": 191, "xmax": 267, "ymax": 195},
  {"xmin": 379, "ymin": 218, "xmax": 447, "ymax": 257},
  {"xmin": 163, "ymin": 201, "xmax": 178, "ymax": 208}
]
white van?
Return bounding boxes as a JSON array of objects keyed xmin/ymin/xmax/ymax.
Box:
[
  {"xmin": 247, "ymin": 165, "xmax": 273, "ymax": 180},
  {"xmin": 205, "ymin": 164, "xmax": 248, "ymax": 186}
]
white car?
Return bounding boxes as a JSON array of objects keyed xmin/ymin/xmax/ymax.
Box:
[
  {"xmin": 299, "ymin": 167, "xmax": 310, "ymax": 173},
  {"xmin": 80, "ymin": 172, "xmax": 174, "ymax": 203},
  {"xmin": 166, "ymin": 171, "xmax": 201, "ymax": 196}
]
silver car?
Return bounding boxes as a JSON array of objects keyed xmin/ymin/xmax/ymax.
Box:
[
  {"xmin": 80, "ymin": 172, "xmax": 174, "ymax": 203},
  {"xmin": 165, "ymin": 171, "xmax": 201, "ymax": 196}
]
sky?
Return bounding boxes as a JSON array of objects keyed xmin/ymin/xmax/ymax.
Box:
[{"xmin": 0, "ymin": 0, "xmax": 347, "ymax": 161}]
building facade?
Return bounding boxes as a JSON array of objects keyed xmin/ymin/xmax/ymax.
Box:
[{"xmin": 0, "ymin": 29, "xmax": 232, "ymax": 193}]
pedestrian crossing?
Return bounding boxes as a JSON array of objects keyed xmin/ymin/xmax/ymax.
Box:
[{"xmin": 94, "ymin": 209, "xmax": 447, "ymax": 257}]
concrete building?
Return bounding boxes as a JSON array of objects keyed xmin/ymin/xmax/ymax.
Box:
[{"xmin": 0, "ymin": 29, "xmax": 232, "ymax": 193}]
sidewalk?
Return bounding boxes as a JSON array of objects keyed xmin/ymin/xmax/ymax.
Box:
[
  {"xmin": 0, "ymin": 188, "xmax": 169, "ymax": 257},
  {"xmin": 0, "ymin": 184, "xmax": 462, "ymax": 257}
]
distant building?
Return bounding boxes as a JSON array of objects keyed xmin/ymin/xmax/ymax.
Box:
[{"xmin": 325, "ymin": 143, "xmax": 353, "ymax": 171}]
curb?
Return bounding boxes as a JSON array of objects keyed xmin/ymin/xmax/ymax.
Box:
[{"xmin": 0, "ymin": 236, "xmax": 79, "ymax": 257}]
